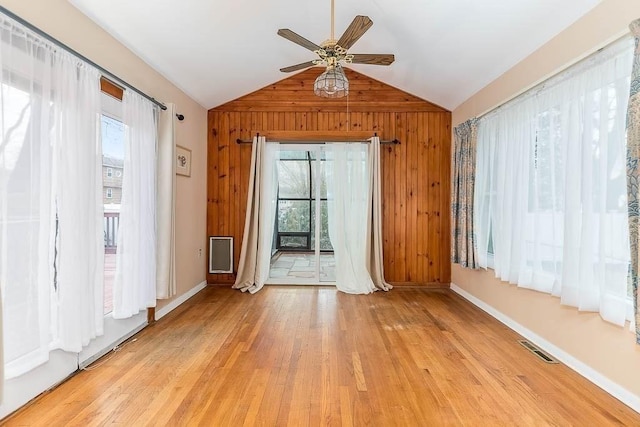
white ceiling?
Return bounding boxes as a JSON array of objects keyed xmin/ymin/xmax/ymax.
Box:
[{"xmin": 68, "ymin": 0, "xmax": 601, "ymax": 110}]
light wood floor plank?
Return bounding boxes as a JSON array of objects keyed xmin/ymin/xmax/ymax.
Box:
[{"xmin": 3, "ymin": 286, "xmax": 640, "ymax": 426}]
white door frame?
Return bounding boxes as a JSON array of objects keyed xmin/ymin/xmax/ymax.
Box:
[{"xmin": 266, "ymin": 144, "xmax": 335, "ymax": 285}]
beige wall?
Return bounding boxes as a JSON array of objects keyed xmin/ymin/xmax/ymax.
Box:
[
  {"xmin": 453, "ymin": 0, "xmax": 640, "ymax": 403},
  {"xmin": 0, "ymin": 0, "xmax": 208, "ymax": 308}
]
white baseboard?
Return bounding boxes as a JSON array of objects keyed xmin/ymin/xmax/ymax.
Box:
[
  {"xmin": 79, "ymin": 310, "xmax": 148, "ymax": 367},
  {"xmin": 155, "ymin": 280, "xmax": 207, "ymax": 321},
  {"xmin": 450, "ymin": 283, "xmax": 640, "ymax": 414}
]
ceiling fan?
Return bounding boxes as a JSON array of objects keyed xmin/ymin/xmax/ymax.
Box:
[{"xmin": 277, "ymin": 0, "xmax": 394, "ymax": 97}]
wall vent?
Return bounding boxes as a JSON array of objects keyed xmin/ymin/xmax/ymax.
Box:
[
  {"xmin": 209, "ymin": 236, "xmax": 233, "ymax": 273},
  {"xmin": 518, "ymin": 340, "xmax": 558, "ymax": 364}
]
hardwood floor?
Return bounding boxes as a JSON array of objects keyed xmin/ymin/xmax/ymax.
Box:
[{"xmin": 4, "ymin": 286, "xmax": 640, "ymax": 426}]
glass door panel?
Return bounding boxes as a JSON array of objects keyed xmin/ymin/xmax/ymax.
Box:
[{"xmin": 269, "ymin": 145, "xmax": 335, "ymax": 284}]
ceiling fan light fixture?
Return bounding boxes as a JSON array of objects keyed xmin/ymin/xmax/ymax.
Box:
[{"xmin": 314, "ymin": 64, "xmax": 349, "ymax": 98}]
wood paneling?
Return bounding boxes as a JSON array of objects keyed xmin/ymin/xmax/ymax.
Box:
[
  {"xmin": 8, "ymin": 287, "xmax": 640, "ymax": 425},
  {"xmin": 207, "ymin": 67, "xmax": 451, "ymax": 285},
  {"xmin": 215, "ymin": 68, "xmax": 447, "ymax": 113},
  {"xmin": 100, "ymin": 77, "xmax": 123, "ymax": 100}
]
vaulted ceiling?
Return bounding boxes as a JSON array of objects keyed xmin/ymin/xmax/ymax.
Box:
[{"xmin": 68, "ymin": 0, "xmax": 601, "ymax": 111}]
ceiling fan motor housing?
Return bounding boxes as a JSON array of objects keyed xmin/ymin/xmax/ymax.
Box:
[{"xmin": 314, "ymin": 42, "xmax": 353, "ymax": 68}]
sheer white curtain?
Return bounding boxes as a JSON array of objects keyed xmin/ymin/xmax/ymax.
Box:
[
  {"xmin": 326, "ymin": 143, "xmax": 377, "ymax": 294},
  {"xmin": 0, "ymin": 287, "xmax": 2, "ymax": 402},
  {"xmin": 113, "ymin": 91, "xmax": 158, "ymax": 318},
  {"xmin": 475, "ymin": 37, "xmax": 633, "ymax": 325},
  {"xmin": 0, "ymin": 37, "xmax": 55, "ymax": 378},
  {"xmin": 256, "ymin": 143, "xmax": 279, "ymax": 284},
  {"xmin": 0, "ymin": 15, "xmax": 104, "ymax": 379},
  {"xmin": 52, "ymin": 54, "xmax": 104, "ymax": 351},
  {"xmin": 234, "ymin": 136, "xmax": 279, "ymax": 293}
]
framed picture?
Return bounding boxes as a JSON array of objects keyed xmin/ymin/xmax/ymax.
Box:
[{"xmin": 176, "ymin": 145, "xmax": 191, "ymax": 177}]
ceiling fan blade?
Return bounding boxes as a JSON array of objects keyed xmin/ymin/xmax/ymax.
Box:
[
  {"xmin": 277, "ymin": 29, "xmax": 322, "ymax": 52},
  {"xmin": 350, "ymin": 54, "xmax": 395, "ymax": 66},
  {"xmin": 280, "ymin": 61, "xmax": 317, "ymax": 73},
  {"xmin": 336, "ymin": 15, "xmax": 373, "ymax": 50}
]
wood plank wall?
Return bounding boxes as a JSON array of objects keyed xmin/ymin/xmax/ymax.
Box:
[{"xmin": 207, "ymin": 67, "xmax": 451, "ymax": 285}]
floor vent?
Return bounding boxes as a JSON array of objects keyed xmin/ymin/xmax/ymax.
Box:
[{"xmin": 518, "ymin": 340, "xmax": 558, "ymax": 364}]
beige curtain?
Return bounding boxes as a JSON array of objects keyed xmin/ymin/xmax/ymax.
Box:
[
  {"xmin": 234, "ymin": 136, "xmax": 263, "ymax": 293},
  {"xmin": 156, "ymin": 103, "xmax": 177, "ymax": 299},
  {"xmin": 233, "ymin": 136, "xmax": 278, "ymax": 293},
  {"xmin": 368, "ymin": 137, "xmax": 392, "ymax": 290}
]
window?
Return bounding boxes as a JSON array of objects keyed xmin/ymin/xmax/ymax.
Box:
[
  {"xmin": 269, "ymin": 146, "xmax": 336, "ymax": 284},
  {"xmin": 0, "ymin": 13, "xmax": 154, "ymax": 416},
  {"xmin": 0, "ymin": 13, "xmax": 106, "ymax": 414},
  {"xmin": 474, "ymin": 36, "xmax": 633, "ymax": 326},
  {"xmin": 100, "ymin": 110, "xmax": 124, "ymax": 315},
  {"xmin": 275, "ymin": 150, "xmax": 332, "ymax": 252},
  {"xmin": 107, "ymin": 167, "xmax": 113, "ymax": 177}
]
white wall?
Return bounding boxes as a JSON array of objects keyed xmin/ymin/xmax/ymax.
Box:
[{"xmin": 452, "ymin": 0, "xmax": 640, "ymax": 411}]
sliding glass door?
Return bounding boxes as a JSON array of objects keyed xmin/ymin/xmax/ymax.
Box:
[
  {"xmin": 78, "ymin": 92, "xmax": 147, "ymax": 367},
  {"xmin": 268, "ymin": 145, "xmax": 335, "ymax": 284}
]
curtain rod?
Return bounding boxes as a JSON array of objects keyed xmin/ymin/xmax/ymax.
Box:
[
  {"xmin": 476, "ymin": 31, "xmax": 630, "ymax": 120},
  {"xmin": 0, "ymin": 5, "xmax": 168, "ymax": 111},
  {"xmin": 235, "ymin": 136, "xmax": 401, "ymax": 145}
]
